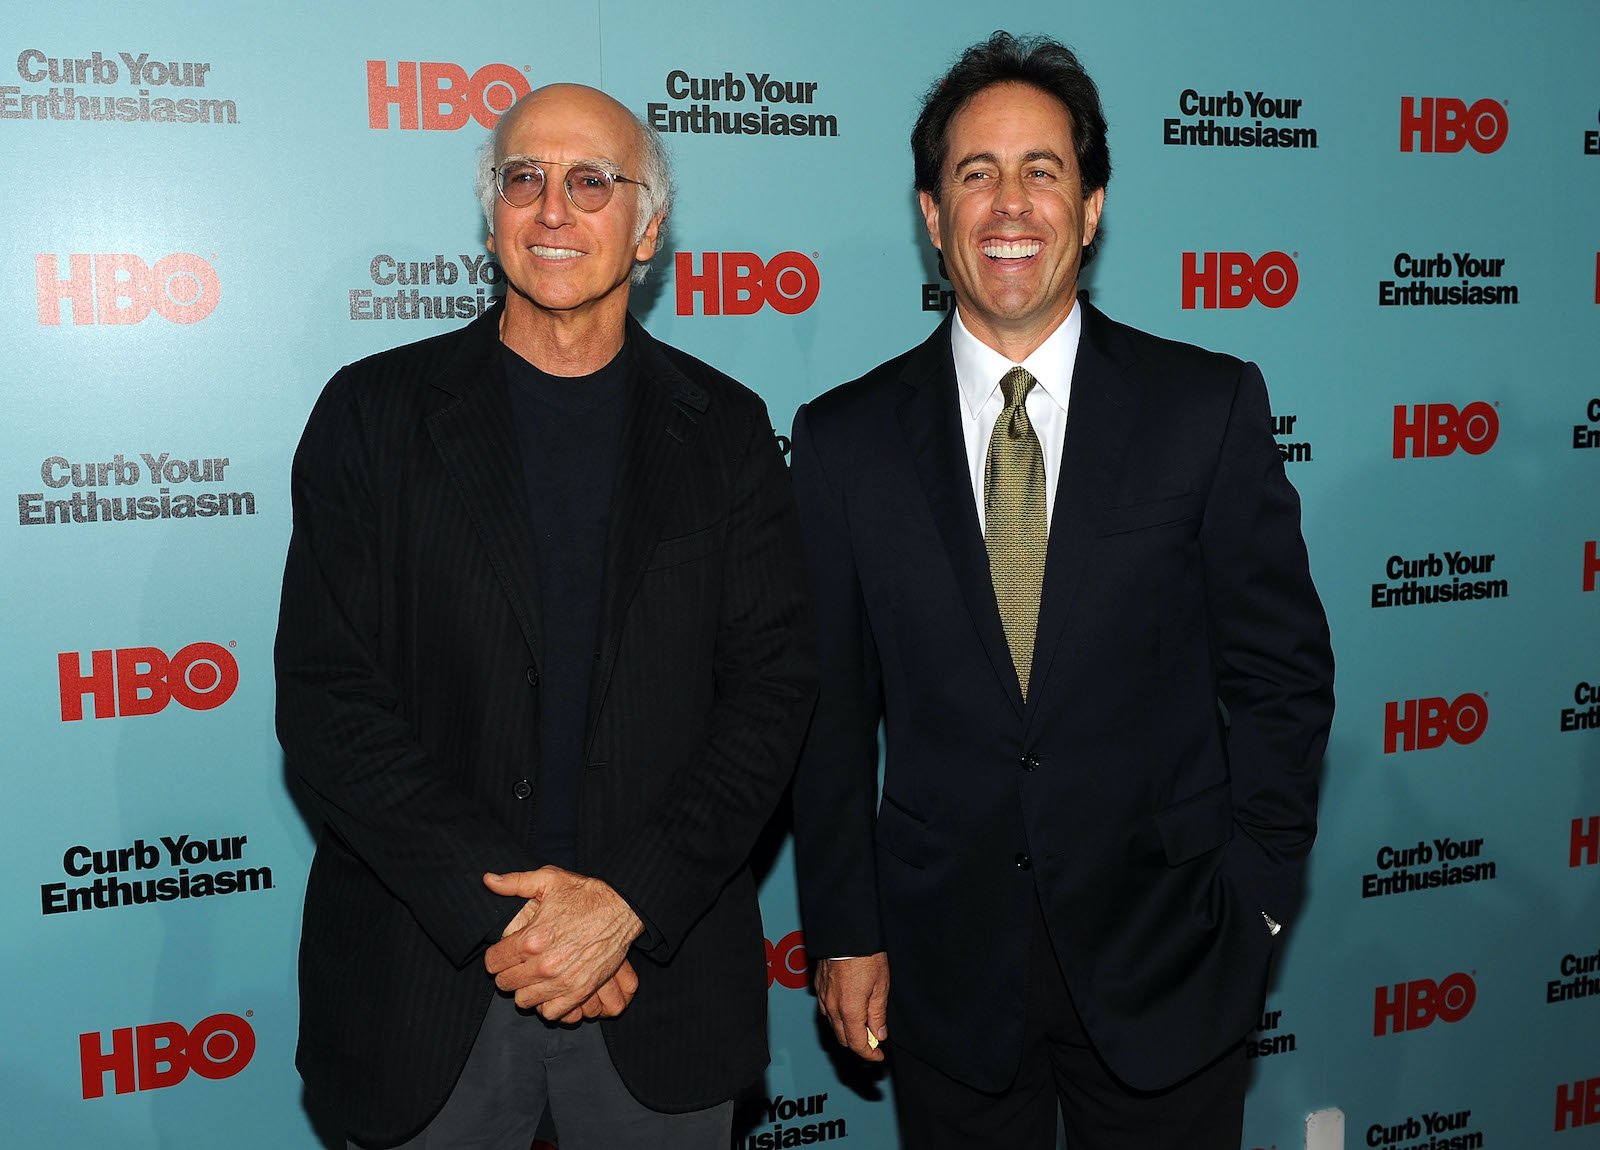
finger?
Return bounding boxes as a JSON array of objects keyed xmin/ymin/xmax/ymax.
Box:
[
  {"xmin": 614, "ymin": 960, "xmax": 639, "ymax": 996},
  {"xmin": 868, "ymin": 983, "xmax": 890, "ymax": 1043},
  {"xmin": 482, "ymin": 871, "xmax": 531, "ymax": 895},
  {"xmin": 536, "ymin": 988, "xmax": 585, "ymax": 1022},
  {"xmin": 822, "ymin": 994, "xmax": 852, "ymax": 1049}
]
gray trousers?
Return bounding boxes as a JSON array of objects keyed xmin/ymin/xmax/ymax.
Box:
[{"xmin": 353, "ymin": 991, "xmax": 734, "ymax": 1150}]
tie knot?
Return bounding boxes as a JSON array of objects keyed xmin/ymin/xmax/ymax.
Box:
[{"xmin": 1000, "ymin": 366, "xmax": 1036, "ymax": 409}]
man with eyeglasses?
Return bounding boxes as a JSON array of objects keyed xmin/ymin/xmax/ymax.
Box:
[
  {"xmin": 277, "ymin": 83, "xmax": 815, "ymax": 1150},
  {"xmin": 790, "ymin": 33, "xmax": 1333, "ymax": 1150}
]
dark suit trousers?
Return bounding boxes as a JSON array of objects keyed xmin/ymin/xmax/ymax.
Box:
[{"xmin": 890, "ymin": 894, "xmax": 1247, "ymax": 1150}]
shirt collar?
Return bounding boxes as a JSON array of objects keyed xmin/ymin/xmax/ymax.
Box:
[{"xmin": 951, "ymin": 304, "xmax": 1082, "ymax": 420}]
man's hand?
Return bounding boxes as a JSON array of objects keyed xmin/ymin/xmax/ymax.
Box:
[
  {"xmin": 482, "ymin": 868, "xmax": 644, "ymax": 1020},
  {"xmin": 813, "ymin": 952, "xmax": 889, "ymax": 1062}
]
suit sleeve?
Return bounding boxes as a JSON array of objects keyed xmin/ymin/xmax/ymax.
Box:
[
  {"xmin": 591, "ymin": 402, "xmax": 817, "ymax": 960},
  {"xmin": 274, "ymin": 371, "xmax": 534, "ymax": 968},
  {"xmin": 787, "ymin": 403, "xmax": 887, "ymax": 958},
  {"xmin": 1200, "ymin": 363, "xmax": 1335, "ymax": 926}
]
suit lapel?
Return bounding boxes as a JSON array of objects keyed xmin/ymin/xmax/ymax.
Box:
[
  {"xmin": 1027, "ymin": 300, "xmax": 1144, "ymax": 715},
  {"xmin": 896, "ymin": 319, "xmax": 1025, "ymax": 718},
  {"xmin": 585, "ymin": 318, "xmax": 707, "ymax": 754},
  {"xmin": 425, "ymin": 302, "xmax": 546, "ymax": 665}
]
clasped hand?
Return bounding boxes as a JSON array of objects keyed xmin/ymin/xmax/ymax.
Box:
[{"xmin": 482, "ymin": 867, "xmax": 643, "ymax": 1024}]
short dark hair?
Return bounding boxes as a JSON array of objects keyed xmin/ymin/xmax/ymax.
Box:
[{"xmin": 912, "ymin": 31, "xmax": 1112, "ymax": 265}]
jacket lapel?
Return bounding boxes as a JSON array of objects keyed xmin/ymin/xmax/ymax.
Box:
[
  {"xmin": 895, "ymin": 318, "xmax": 1025, "ymax": 718},
  {"xmin": 1026, "ymin": 299, "xmax": 1144, "ymax": 715},
  {"xmin": 585, "ymin": 317, "xmax": 707, "ymax": 753},
  {"xmin": 425, "ymin": 302, "xmax": 546, "ymax": 665}
]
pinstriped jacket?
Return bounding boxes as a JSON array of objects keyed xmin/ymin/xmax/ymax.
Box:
[{"xmin": 276, "ymin": 300, "xmax": 816, "ymax": 1145}]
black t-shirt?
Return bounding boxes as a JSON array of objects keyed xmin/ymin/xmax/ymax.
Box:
[{"xmin": 502, "ymin": 339, "xmax": 632, "ymax": 870}]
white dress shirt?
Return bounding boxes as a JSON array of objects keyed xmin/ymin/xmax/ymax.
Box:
[{"xmin": 950, "ymin": 305, "xmax": 1080, "ymax": 535}]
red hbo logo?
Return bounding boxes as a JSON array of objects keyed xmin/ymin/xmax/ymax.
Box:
[
  {"xmin": 1583, "ymin": 541, "xmax": 1599, "ymax": 593},
  {"xmin": 80, "ymin": 1012, "xmax": 255, "ymax": 1099},
  {"xmin": 1180, "ymin": 251, "xmax": 1298, "ymax": 309},
  {"xmin": 1383, "ymin": 693, "xmax": 1488, "ymax": 754},
  {"xmin": 58, "ymin": 643, "xmax": 239, "ymax": 722},
  {"xmin": 1373, "ymin": 972, "xmax": 1476, "ymax": 1036},
  {"xmin": 1556, "ymin": 1075, "xmax": 1600, "ymax": 1132},
  {"xmin": 36, "ymin": 254, "xmax": 219, "ymax": 327},
  {"xmin": 674, "ymin": 252, "xmax": 821, "ymax": 316},
  {"xmin": 366, "ymin": 60, "xmax": 529, "ymax": 130},
  {"xmin": 1392, "ymin": 402, "xmax": 1498, "ymax": 458},
  {"xmin": 765, "ymin": 929, "xmax": 809, "ymax": 990},
  {"xmin": 1400, "ymin": 97, "xmax": 1509, "ymax": 154}
]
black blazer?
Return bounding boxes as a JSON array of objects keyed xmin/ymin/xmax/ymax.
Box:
[
  {"xmin": 790, "ymin": 300, "xmax": 1333, "ymax": 1092},
  {"xmin": 276, "ymin": 302, "xmax": 816, "ymax": 1146}
]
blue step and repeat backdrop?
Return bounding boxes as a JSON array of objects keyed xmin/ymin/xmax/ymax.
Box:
[{"xmin": 3, "ymin": 2, "xmax": 1597, "ymax": 1148}]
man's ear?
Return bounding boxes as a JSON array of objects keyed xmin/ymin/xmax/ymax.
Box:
[{"xmin": 918, "ymin": 190, "xmax": 944, "ymax": 252}]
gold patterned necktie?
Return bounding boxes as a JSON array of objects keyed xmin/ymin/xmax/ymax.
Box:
[{"xmin": 984, "ymin": 366, "xmax": 1048, "ymax": 700}]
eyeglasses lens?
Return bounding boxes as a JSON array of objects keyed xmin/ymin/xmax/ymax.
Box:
[{"xmin": 498, "ymin": 163, "xmax": 615, "ymax": 212}]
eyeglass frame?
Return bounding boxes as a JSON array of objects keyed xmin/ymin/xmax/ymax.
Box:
[{"xmin": 491, "ymin": 156, "xmax": 651, "ymax": 213}]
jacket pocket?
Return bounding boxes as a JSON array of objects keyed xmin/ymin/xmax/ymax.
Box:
[
  {"xmin": 644, "ymin": 522, "xmax": 724, "ymax": 572},
  {"xmin": 1155, "ymin": 780, "xmax": 1233, "ymax": 866},
  {"xmin": 1094, "ymin": 492, "xmax": 1203, "ymax": 537},
  {"xmin": 876, "ymin": 794, "xmax": 929, "ymax": 869}
]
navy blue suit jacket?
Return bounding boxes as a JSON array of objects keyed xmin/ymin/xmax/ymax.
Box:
[{"xmin": 790, "ymin": 300, "xmax": 1333, "ymax": 1092}]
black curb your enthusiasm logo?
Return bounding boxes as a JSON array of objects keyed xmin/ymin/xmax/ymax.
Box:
[
  {"xmin": 1163, "ymin": 88, "xmax": 1318, "ymax": 148},
  {"xmin": 1573, "ymin": 398, "xmax": 1600, "ymax": 450},
  {"xmin": 1247, "ymin": 1007, "xmax": 1296, "ymax": 1059},
  {"xmin": 3, "ymin": 49, "xmax": 237, "ymax": 124},
  {"xmin": 1273, "ymin": 413, "xmax": 1311, "ymax": 463},
  {"xmin": 1367, "ymin": 1108, "xmax": 1483, "ymax": 1150},
  {"xmin": 1362, "ymin": 836, "xmax": 1497, "ymax": 899},
  {"xmin": 1548, "ymin": 944, "xmax": 1600, "ymax": 1005},
  {"xmin": 1562, "ymin": 681, "xmax": 1600, "ymax": 733},
  {"xmin": 647, "ymin": 70, "xmax": 837, "ymax": 137},
  {"xmin": 42, "ymin": 833, "xmax": 273, "ymax": 914},
  {"xmin": 18, "ymin": 452, "xmax": 256, "ymax": 525},
  {"xmin": 1380, "ymin": 252, "xmax": 1519, "ymax": 307},
  {"xmin": 735, "ymin": 1092, "xmax": 848, "ymax": 1149},
  {"xmin": 350, "ymin": 254, "xmax": 502, "ymax": 321},
  {"xmin": 1371, "ymin": 550, "xmax": 1506, "ymax": 608}
]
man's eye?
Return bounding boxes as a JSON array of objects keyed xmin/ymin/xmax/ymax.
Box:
[
  {"xmin": 962, "ymin": 170, "xmax": 992, "ymax": 182},
  {"xmin": 574, "ymin": 172, "xmax": 609, "ymax": 190},
  {"xmin": 507, "ymin": 167, "xmax": 540, "ymax": 185},
  {"xmin": 1027, "ymin": 169, "xmax": 1057, "ymax": 181}
]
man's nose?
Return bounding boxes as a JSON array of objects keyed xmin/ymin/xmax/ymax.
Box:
[
  {"xmin": 991, "ymin": 171, "xmax": 1033, "ymax": 217},
  {"xmin": 535, "ymin": 176, "xmax": 574, "ymax": 227}
]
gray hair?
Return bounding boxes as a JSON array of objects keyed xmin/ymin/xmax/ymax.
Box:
[{"xmin": 476, "ymin": 104, "xmax": 674, "ymax": 285}]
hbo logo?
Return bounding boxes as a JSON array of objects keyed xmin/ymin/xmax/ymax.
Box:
[
  {"xmin": 80, "ymin": 1013, "xmax": 256, "ymax": 1098},
  {"xmin": 1181, "ymin": 251, "xmax": 1298, "ymax": 309},
  {"xmin": 674, "ymin": 251, "xmax": 821, "ymax": 316}
]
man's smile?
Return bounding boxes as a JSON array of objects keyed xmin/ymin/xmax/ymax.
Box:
[
  {"xmin": 980, "ymin": 239, "xmax": 1043, "ymax": 260},
  {"xmin": 530, "ymin": 245, "xmax": 585, "ymax": 260}
]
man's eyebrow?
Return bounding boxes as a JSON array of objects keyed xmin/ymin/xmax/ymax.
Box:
[
  {"xmin": 951, "ymin": 151, "xmax": 999, "ymax": 173},
  {"xmin": 951, "ymin": 148, "xmax": 1067, "ymax": 173},
  {"xmin": 500, "ymin": 153, "xmax": 624, "ymax": 173}
]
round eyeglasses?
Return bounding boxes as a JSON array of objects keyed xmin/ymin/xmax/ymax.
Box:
[{"xmin": 493, "ymin": 158, "xmax": 650, "ymax": 213}]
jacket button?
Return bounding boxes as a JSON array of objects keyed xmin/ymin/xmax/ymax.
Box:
[
  {"xmin": 1014, "ymin": 853, "xmax": 1032, "ymax": 870},
  {"xmin": 512, "ymin": 779, "xmax": 532, "ymax": 800},
  {"xmin": 525, "ymin": 667, "xmax": 540, "ymax": 687},
  {"xmin": 1019, "ymin": 753, "xmax": 1040, "ymax": 772}
]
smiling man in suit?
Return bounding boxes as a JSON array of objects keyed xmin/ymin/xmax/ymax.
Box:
[
  {"xmin": 790, "ymin": 33, "xmax": 1334, "ymax": 1150},
  {"xmin": 276, "ymin": 83, "xmax": 815, "ymax": 1149}
]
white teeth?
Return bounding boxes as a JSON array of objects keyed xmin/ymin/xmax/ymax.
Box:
[
  {"xmin": 531, "ymin": 245, "xmax": 583, "ymax": 259},
  {"xmin": 981, "ymin": 240, "xmax": 1042, "ymax": 259}
]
